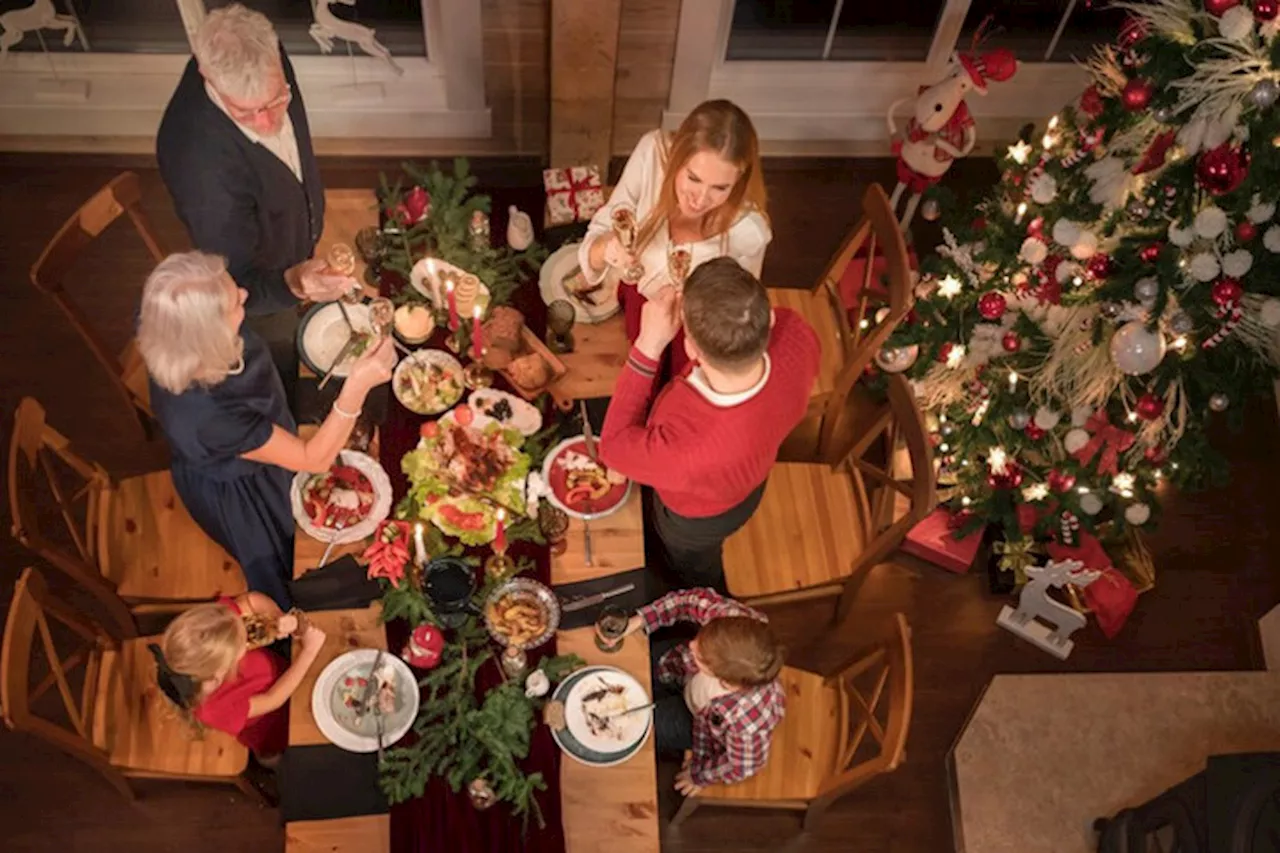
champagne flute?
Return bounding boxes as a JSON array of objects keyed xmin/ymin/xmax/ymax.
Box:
[
  {"xmin": 667, "ymin": 243, "xmax": 692, "ymax": 291},
  {"xmin": 327, "ymin": 242, "xmax": 361, "ymax": 304},
  {"xmin": 611, "ymin": 206, "xmax": 645, "ymax": 283}
]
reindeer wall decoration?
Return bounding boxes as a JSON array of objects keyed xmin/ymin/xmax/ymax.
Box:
[
  {"xmin": 0, "ymin": 0, "xmax": 85, "ymax": 60},
  {"xmin": 996, "ymin": 558, "xmax": 1100, "ymax": 660},
  {"xmin": 310, "ymin": 0, "xmax": 403, "ymax": 77}
]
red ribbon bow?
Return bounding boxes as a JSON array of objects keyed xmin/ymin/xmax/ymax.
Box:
[
  {"xmin": 1072, "ymin": 412, "xmax": 1135, "ymax": 476},
  {"xmin": 546, "ymin": 167, "xmax": 601, "ymax": 218}
]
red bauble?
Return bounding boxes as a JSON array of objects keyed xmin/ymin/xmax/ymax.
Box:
[
  {"xmin": 1001, "ymin": 331, "xmax": 1022, "ymax": 352},
  {"xmin": 1080, "ymin": 85, "xmax": 1105, "ymax": 118},
  {"xmin": 936, "ymin": 342, "xmax": 955, "ymax": 363},
  {"xmin": 1236, "ymin": 220, "xmax": 1258, "ymax": 242},
  {"xmin": 1086, "ymin": 253, "xmax": 1113, "ymax": 280},
  {"xmin": 988, "ymin": 464, "xmax": 1024, "ymax": 490},
  {"xmin": 1212, "ymin": 277, "xmax": 1244, "ymax": 307},
  {"xmin": 1024, "ymin": 423, "xmax": 1046, "ymax": 441},
  {"xmin": 1118, "ymin": 17, "xmax": 1147, "ymax": 49},
  {"xmin": 1144, "ymin": 445, "xmax": 1167, "ymax": 464},
  {"xmin": 1135, "ymin": 393, "xmax": 1166, "ymax": 420},
  {"xmin": 1196, "ymin": 143, "xmax": 1250, "ymax": 196},
  {"xmin": 1140, "ymin": 243, "xmax": 1163, "ymax": 263},
  {"xmin": 404, "ymin": 624, "xmax": 445, "ymax": 669},
  {"xmin": 1204, "ymin": 0, "xmax": 1241, "ymax": 15},
  {"xmin": 1122, "ymin": 78, "xmax": 1155, "ymax": 111},
  {"xmin": 1047, "ymin": 469, "xmax": 1077, "ymax": 493},
  {"xmin": 1027, "ymin": 216, "xmax": 1045, "ymax": 238},
  {"xmin": 978, "ymin": 291, "xmax": 1008, "ymax": 320},
  {"xmin": 1256, "ymin": 0, "xmax": 1280, "ymax": 21}
]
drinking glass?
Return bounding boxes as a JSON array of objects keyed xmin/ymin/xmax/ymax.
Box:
[
  {"xmin": 327, "ymin": 242, "xmax": 361, "ymax": 303},
  {"xmin": 667, "ymin": 243, "xmax": 692, "ymax": 290},
  {"xmin": 538, "ymin": 504, "xmax": 570, "ymax": 556},
  {"xmin": 594, "ymin": 606, "xmax": 629, "ymax": 653},
  {"xmin": 546, "ymin": 299, "xmax": 576, "ymax": 354},
  {"xmin": 354, "ymin": 226, "xmax": 386, "ymax": 286},
  {"xmin": 611, "ymin": 206, "xmax": 646, "ymax": 282}
]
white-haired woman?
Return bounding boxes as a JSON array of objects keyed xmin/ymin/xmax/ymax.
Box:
[{"xmin": 139, "ymin": 251, "xmax": 394, "ymax": 609}]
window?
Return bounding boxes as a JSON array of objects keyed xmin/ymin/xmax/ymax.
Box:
[
  {"xmin": 727, "ymin": 0, "xmax": 947, "ymax": 62},
  {"xmin": 205, "ymin": 0, "xmax": 427, "ymax": 58},
  {"xmin": 960, "ymin": 1, "xmax": 1127, "ymax": 63},
  {"xmin": 0, "ymin": 0, "xmax": 190, "ymax": 54}
]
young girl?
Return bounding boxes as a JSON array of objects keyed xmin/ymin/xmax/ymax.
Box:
[
  {"xmin": 615, "ymin": 587, "xmax": 785, "ymax": 795},
  {"xmin": 579, "ymin": 99, "xmax": 770, "ymax": 372},
  {"xmin": 151, "ymin": 592, "xmax": 326, "ymax": 763}
]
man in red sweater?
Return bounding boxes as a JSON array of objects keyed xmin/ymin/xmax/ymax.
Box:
[{"xmin": 600, "ymin": 257, "xmax": 820, "ymax": 591}]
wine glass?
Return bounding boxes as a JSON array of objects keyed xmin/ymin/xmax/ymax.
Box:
[
  {"xmin": 538, "ymin": 504, "xmax": 570, "ymax": 556},
  {"xmin": 327, "ymin": 242, "xmax": 361, "ymax": 303},
  {"xmin": 611, "ymin": 206, "xmax": 646, "ymax": 283},
  {"xmin": 594, "ymin": 606, "xmax": 629, "ymax": 653},
  {"xmin": 667, "ymin": 243, "xmax": 692, "ymax": 291}
]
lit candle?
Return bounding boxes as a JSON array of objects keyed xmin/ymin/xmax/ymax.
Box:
[
  {"xmin": 471, "ymin": 305, "xmax": 484, "ymax": 360},
  {"xmin": 446, "ymin": 279, "xmax": 459, "ymax": 331},
  {"xmin": 425, "ymin": 257, "xmax": 437, "ymax": 301},
  {"xmin": 494, "ymin": 508, "xmax": 507, "ymax": 555},
  {"xmin": 414, "ymin": 522, "xmax": 427, "ymax": 566}
]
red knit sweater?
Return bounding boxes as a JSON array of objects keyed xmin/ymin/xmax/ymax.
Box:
[{"xmin": 600, "ymin": 308, "xmax": 820, "ymax": 518}]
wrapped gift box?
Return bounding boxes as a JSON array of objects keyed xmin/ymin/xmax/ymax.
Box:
[
  {"xmin": 901, "ymin": 508, "xmax": 985, "ymax": 574},
  {"xmin": 543, "ymin": 165, "xmax": 605, "ymax": 225}
]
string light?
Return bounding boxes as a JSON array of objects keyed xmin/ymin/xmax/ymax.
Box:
[
  {"xmin": 1023, "ymin": 483, "xmax": 1049, "ymax": 502},
  {"xmin": 1077, "ymin": 486, "xmax": 1090, "ymax": 494},
  {"xmin": 1154, "ymin": 468, "xmax": 1164, "ymax": 479},
  {"xmin": 988, "ymin": 446, "xmax": 1009, "ymax": 474},
  {"xmin": 1127, "ymin": 411, "xmax": 1139, "ymax": 423},
  {"xmin": 859, "ymin": 318, "xmax": 870, "ymax": 330},
  {"xmin": 1014, "ymin": 202, "xmax": 1028, "ymax": 224},
  {"xmin": 1111, "ymin": 472, "xmax": 1136, "ymax": 498},
  {"xmin": 938, "ymin": 274, "xmax": 963, "ymax": 299},
  {"xmin": 961, "ymin": 496, "xmax": 972, "ymax": 506},
  {"xmin": 1072, "ymin": 276, "xmax": 1083, "ymax": 287},
  {"xmin": 939, "ymin": 443, "xmax": 951, "ymax": 453},
  {"xmin": 1172, "ymin": 335, "xmax": 1188, "ymax": 351},
  {"xmin": 1048, "ymin": 115, "xmax": 1060, "ymax": 131},
  {"xmin": 1042, "ymin": 133, "xmax": 1057, "ymax": 149},
  {"xmin": 946, "ymin": 344, "xmax": 967, "ymax": 368},
  {"xmin": 971, "ymin": 398, "xmax": 989, "ymax": 426},
  {"xmin": 1009, "ymin": 371, "xmax": 1019, "ymax": 389}
]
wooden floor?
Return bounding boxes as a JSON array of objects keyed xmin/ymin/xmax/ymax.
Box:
[{"xmin": 1, "ymin": 152, "xmax": 1277, "ymax": 853}]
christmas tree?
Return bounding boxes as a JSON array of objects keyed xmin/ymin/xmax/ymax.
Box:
[{"xmin": 881, "ymin": 0, "xmax": 1280, "ymax": 580}]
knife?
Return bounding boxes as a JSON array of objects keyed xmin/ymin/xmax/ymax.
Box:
[
  {"xmin": 336, "ymin": 298, "xmax": 356, "ymax": 332},
  {"xmin": 359, "ymin": 649, "xmax": 385, "ymax": 717},
  {"xmin": 561, "ymin": 582, "xmax": 635, "ymax": 613},
  {"xmin": 318, "ymin": 332, "xmax": 360, "ymax": 391}
]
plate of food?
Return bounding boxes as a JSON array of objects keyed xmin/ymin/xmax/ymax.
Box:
[
  {"xmin": 297, "ymin": 301, "xmax": 375, "ymax": 378},
  {"xmin": 467, "ymin": 389, "xmax": 543, "ymax": 436},
  {"xmin": 541, "ymin": 437, "xmax": 631, "ymax": 521},
  {"xmin": 392, "ymin": 349, "xmax": 465, "ymax": 415},
  {"xmin": 550, "ymin": 665, "xmax": 651, "ymax": 766},
  {"xmin": 538, "ymin": 243, "xmax": 620, "ymax": 324},
  {"xmin": 409, "ymin": 257, "xmax": 493, "ymax": 312},
  {"xmin": 483, "ymin": 577, "xmax": 559, "ymax": 650},
  {"xmin": 290, "ymin": 450, "xmax": 393, "ymax": 543},
  {"xmin": 311, "ymin": 649, "xmax": 419, "ymax": 753}
]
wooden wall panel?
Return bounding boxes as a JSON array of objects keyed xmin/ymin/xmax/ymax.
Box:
[
  {"xmin": 483, "ymin": 0, "xmax": 549, "ymax": 155},
  {"xmin": 549, "ymin": 0, "xmax": 623, "ymax": 168},
  {"xmin": 611, "ymin": 0, "xmax": 681, "ymax": 156}
]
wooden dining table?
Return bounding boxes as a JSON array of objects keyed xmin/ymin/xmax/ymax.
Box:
[{"xmin": 282, "ymin": 189, "xmax": 659, "ymax": 853}]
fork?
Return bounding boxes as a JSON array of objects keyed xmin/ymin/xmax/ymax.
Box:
[{"xmin": 317, "ymin": 519, "xmax": 347, "ymax": 568}]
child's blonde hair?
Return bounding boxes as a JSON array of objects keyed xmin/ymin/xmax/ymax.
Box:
[
  {"xmin": 160, "ymin": 603, "xmax": 247, "ymax": 696},
  {"xmin": 697, "ymin": 616, "xmax": 784, "ymax": 687}
]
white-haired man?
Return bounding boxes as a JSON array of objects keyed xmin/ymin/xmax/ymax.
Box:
[{"xmin": 157, "ymin": 3, "xmax": 350, "ymax": 403}]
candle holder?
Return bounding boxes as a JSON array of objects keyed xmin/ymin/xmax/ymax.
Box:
[
  {"xmin": 445, "ymin": 328, "xmax": 465, "ymax": 354},
  {"xmin": 484, "ymin": 551, "xmax": 516, "ymax": 581},
  {"xmin": 500, "ymin": 646, "xmax": 528, "ymax": 679},
  {"xmin": 463, "ymin": 359, "xmax": 494, "ymax": 389}
]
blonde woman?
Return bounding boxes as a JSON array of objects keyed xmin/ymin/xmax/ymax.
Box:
[
  {"xmin": 138, "ymin": 251, "xmax": 394, "ymax": 609},
  {"xmin": 579, "ymin": 100, "xmax": 770, "ymax": 372}
]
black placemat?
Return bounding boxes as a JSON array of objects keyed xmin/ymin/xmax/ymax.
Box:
[
  {"xmin": 542, "ymin": 220, "xmax": 590, "ymax": 252},
  {"xmin": 553, "ymin": 567, "xmax": 652, "ymax": 631},
  {"xmin": 294, "ymin": 378, "xmax": 389, "ymax": 428},
  {"xmin": 279, "ymin": 744, "xmax": 388, "ymax": 822},
  {"xmin": 556, "ymin": 396, "xmax": 610, "ymax": 443},
  {"xmin": 289, "ymin": 555, "xmax": 382, "ymax": 612}
]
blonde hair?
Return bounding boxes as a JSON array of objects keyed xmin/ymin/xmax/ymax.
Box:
[
  {"xmin": 138, "ymin": 251, "xmax": 244, "ymax": 395},
  {"xmin": 636, "ymin": 100, "xmax": 768, "ymax": 253},
  {"xmin": 160, "ymin": 603, "xmax": 246, "ymax": 694},
  {"xmin": 194, "ymin": 3, "xmax": 281, "ymax": 102},
  {"xmin": 697, "ymin": 616, "xmax": 784, "ymax": 688}
]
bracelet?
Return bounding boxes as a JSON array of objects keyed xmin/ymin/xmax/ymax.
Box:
[{"xmin": 332, "ymin": 401, "xmax": 361, "ymax": 420}]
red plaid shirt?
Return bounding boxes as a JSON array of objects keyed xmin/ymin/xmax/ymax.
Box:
[{"xmin": 637, "ymin": 588, "xmax": 785, "ymax": 787}]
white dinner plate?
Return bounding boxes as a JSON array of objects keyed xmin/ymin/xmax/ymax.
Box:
[
  {"xmin": 298, "ymin": 301, "xmax": 374, "ymax": 378},
  {"xmin": 311, "ymin": 649, "xmax": 419, "ymax": 754},
  {"xmin": 538, "ymin": 243, "xmax": 620, "ymax": 324},
  {"xmin": 552, "ymin": 665, "xmax": 651, "ymax": 765},
  {"xmin": 290, "ymin": 450, "xmax": 393, "ymax": 544}
]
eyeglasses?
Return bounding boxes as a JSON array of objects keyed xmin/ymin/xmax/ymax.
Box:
[{"xmin": 223, "ymin": 84, "xmax": 292, "ymax": 123}]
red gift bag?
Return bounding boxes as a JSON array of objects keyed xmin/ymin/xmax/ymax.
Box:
[{"xmin": 1081, "ymin": 569, "xmax": 1138, "ymax": 639}]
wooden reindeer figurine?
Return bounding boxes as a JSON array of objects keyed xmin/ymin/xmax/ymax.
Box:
[
  {"xmin": 886, "ymin": 42, "xmax": 1016, "ymax": 230},
  {"xmin": 0, "ymin": 0, "xmax": 84, "ymax": 60},
  {"xmin": 309, "ymin": 0, "xmax": 403, "ymax": 76},
  {"xmin": 997, "ymin": 558, "xmax": 1100, "ymax": 660}
]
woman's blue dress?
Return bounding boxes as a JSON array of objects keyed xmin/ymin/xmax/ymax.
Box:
[{"xmin": 150, "ymin": 328, "xmax": 297, "ymax": 608}]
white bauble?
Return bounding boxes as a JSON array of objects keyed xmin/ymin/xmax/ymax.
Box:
[
  {"xmin": 1265, "ymin": 225, "xmax": 1280, "ymax": 253},
  {"xmin": 1070, "ymin": 230, "xmax": 1099, "ymax": 260},
  {"xmin": 1079, "ymin": 493, "xmax": 1105, "ymax": 516},
  {"xmin": 1053, "ymin": 218, "xmax": 1082, "ymax": 248},
  {"xmin": 1110, "ymin": 321, "xmax": 1168, "ymax": 375},
  {"xmin": 1020, "ymin": 237, "xmax": 1049, "ymax": 265},
  {"xmin": 1220, "ymin": 5, "xmax": 1255, "ymax": 42},
  {"xmin": 1248, "ymin": 198, "xmax": 1276, "ymax": 223},
  {"xmin": 1221, "ymin": 249, "xmax": 1254, "ymax": 278},
  {"xmin": 1053, "ymin": 260, "xmax": 1081, "ymax": 285},
  {"xmin": 1034, "ymin": 406, "xmax": 1061, "ymax": 430},
  {"xmin": 1260, "ymin": 298, "xmax": 1280, "ymax": 327},
  {"xmin": 1168, "ymin": 222, "xmax": 1195, "ymax": 247},
  {"xmin": 1189, "ymin": 252, "xmax": 1221, "ymax": 282},
  {"xmin": 874, "ymin": 344, "xmax": 920, "ymax": 374},
  {"xmin": 1064, "ymin": 428, "xmax": 1091, "ymax": 453},
  {"xmin": 1194, "ymin": 206, "xmax": 1228, "ymax": 239},
  {"xmin": 1124, "ymin": 502, "xmax": 1152, "ymax": 526},
  {"xmin": 1029, "ymin": 173, "xmax": 1058, "ymax": 205},
  {"xmin": 1071, "ymin": 405, "xmax": 1093, "ymax": 427}
]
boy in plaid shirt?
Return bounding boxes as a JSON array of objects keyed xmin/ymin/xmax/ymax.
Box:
[{"xmin": 615, "ymin": 587, "xmax": 785, "ymax": 794}]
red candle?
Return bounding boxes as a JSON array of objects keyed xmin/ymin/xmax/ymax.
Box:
[
  {"xmin": 446, "ymin": 278, "xmax": 459, "ymax": 331},
  {"xmin": 471, "ymin": 305, "xmax": 484, "ymax": 360},
  {"xmin": 494, "ymin": 508, "xmax": 507, "ymax": 555}
]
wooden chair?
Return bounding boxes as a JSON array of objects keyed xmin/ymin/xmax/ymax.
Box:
[
  {"xmin": 771, "ymin": 182, "xmax": 915, "ymax": 464},
  {"xmin": 8, "ymin": 397, "xmax": 246, "ymax": 619},
  {"xmin": 30, "ymin": 171, "xmax": 165, "ymax": 437},
  {"xmin": 1, "ymin": 567, "xmax": 256, "ymax": 801},
  {"xmin": 722, "ymin": 374, "xmax": 935, "ymax": 624},
  {"xmin": 671, "ymin": 613, "xmax": 913, "ymax": 830}
]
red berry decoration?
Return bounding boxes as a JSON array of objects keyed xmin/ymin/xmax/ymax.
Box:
[
  {"xmin": 1047, "ymin": 469, "xmax": 1077, "ymax": 493},
  {"xmin": 978, "ymin": 292, "xmax": 1008, "ymax": 320},
  {"xmin": 1236, "ymin": 220, "xmax": 1258, "ymax": 242},
  {"xmin": 1144, "ymin": 445, "xmax": 1167, "ymax": 464},
  {"xmin": 1122, "ymin": 78, "xmax": 1155, "ymax": 111},
  {"xmin": 1204, "ymin": 0, "xmax": 1241, "ymax": 15},
  {"xmin": 1135, "ymin": 393, "xmax": 1166, "ymax": 420},
  {"xmin": 937, "ymin": 342, "xmax": 954, "ymax": 363},
  {"xmin": 1140, "ymin": 243, "xmax": 1163, "ymax": 263},
  {"xmin": 1024, "ymin": 423, "xmax": 1046, "ymax": 441},
  {"xmin": 1256, "ymin": 0, "xmax": 1280, "ymax": 21},
  {"xmin": 1086, "ymin": 253, "xmax": 1113, "ymax": 280},
  {"xmin": 1001, "ymin": 331, "xmax": 1022, "ymax": 352},
  {"xmin": 1196, "ymin": 143, "xmax": 1250, "ymax": 196},
  {"xmin": 1117, "ymin": 17, "xmax": 1147, "ymax": 48},
  {"xmin": 1079, "ymin": 85, "xmax": 1105, "ymax": 118},
  {"xmin": 1212, "ymin": 277, "xmax": 1244, "ymax": 307}
]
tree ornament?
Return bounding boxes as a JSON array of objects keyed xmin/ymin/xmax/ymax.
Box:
[
  {"xmin": 1124, "ymin": 503, "xmax": 1152, "ymax": 525},
  {"xmin": 1135, "ymin": 393, "xmax": 1166, "ymax": 420},
  {"xmin": 1222, "ymin": 249, "xmax": 1253, "ymax": 278},
  {"xmin": 1122, "ymin": 78, "xmax": 1154, "ymax": 111},
  {"xmin": 468, "ymin": 778, "xmax": 498, "ymax": 810},
  {"xmin": 937, "ymin": 342, "xmax": 955, "ymax": 363},
  {"xmin": 1219, "ymin": 5, "xmax": 1256, "ymax": 40},
  {"xmin": 1127, "ymin": 198, "xmax": 1151, "ymax": 219},
  {"xmin": 1134, "ymin": 277, "xmax": 1160, "ymax": 303},
  {"xmin": 1145, "ymin": 445, "xmax": 1167, "ymax": 464},
  {"xmin": 1079, "ymin": 492, "xmax": 1105, "ymax": 515},
  {"xmin": 1266, "ymin": 225, "xmax": 1280, "ymax": 252},
  {"xmin": 1047, "ymin": 469, "xmax": 1077, "ymax": 492},
  {"xmin": 1001, "ymin": 331, "xmax": 1021, "ymax": 352},
  {"xmin": 1194, "ymin": 206, "xmax": 1229, "ymax": 239},
  {"xmin": 875, "ymin": 344, "xmax": 920, "ymax": 374},
  {"xmin": 1209, "ymin": 392, "xmax": 1230, "ymax": 411},
  {"xmin": 1080, "ymin": 85, "xmax": 1105, "ymax": 117},
  {"xmin": 1196, "ymin": 143, "xmax": 1250, "ymax": 195},
  {"xmin": 1140, "ymin": 243, "xmax": 1163, "ymax": 263},
  {"xmin": 978, "ymin": 291, "xmax": 1008, "ymax": 320},
  {"xmin": 1064, "ymin": 428, "xmax": 1091, "ymax": 453},
  {"xmin": 1008, "ymin": 410, "xmax": 1031, "ymax": 430},
  {"xmin": 1250, "ymin": 79, "xmax": 1280, "ymax": 109},
  {"xmin": 1110, "ymin": 322, "xmax": 1168, "ymax": 375},
  {"xmin": 1256, "ymin": 0, "xmax": 1280, "ymax": 20},
  {"xmin": 1118, "ymin": 17, "xmax": 1147, "ymax": 49},
  {"xmin": 1189, "ymin": 253, "xmax": 1221, "ymax": 282},
  {"xmin": 1260, "ymin": 298, "xmax": 1280, "ymax": 326},
  {"xmin": 1153, "ymin": 106, "xmax": 1176, "ymax": 123},
  {"xmin": 1204, "ymin": 0, "xmax": 1241, "ymax": 15},
  {"xmin": 1212, "ymin": 277, "xmax": 1244, "ymax": 307},
  {"xmin": 1034, "ymin": 406, "xmax": 1061, "ymax": 430},
  {"xmin": 1100, "ymin": 301, "xmax": 1123, "ymax": 319},
  {"xmin": 1236, "ymin": 220, "xmax": 1258, "ymax": 242},
  {"xmin": 1170, "ymin": 312, "xmax": 1195, "ymax": 334},
  {"xmin": 1024, "ymin": 423, "xmax": 1046, "ymax": 440},
  {"xmin": 1086, "ymin": 253, "xmax": 1113, "ymax": 280},
  {"xmin": 988, "ymin": 465, "xmax": 1024, "ymax": 489},
  {"xmin": 1020, "ymin": 237, "xmax": 1049, "ymax": 264},
  {"xmin": 920, "ymin": 198, "xmax": 941, "ymax": 222}
]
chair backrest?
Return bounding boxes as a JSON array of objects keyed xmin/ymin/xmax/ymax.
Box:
[
  {"xmin": 29, "ymin": 172, "xmax": 164, "ymax": 421},
  {"xmin": 0, "ymin": 568, "xmax": 131, "ymax": 797},
  {"xmin": 816, "ymin": 612, "xmax": 913, "ymax": 806}
]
